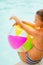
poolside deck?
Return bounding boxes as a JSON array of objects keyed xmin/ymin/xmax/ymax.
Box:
[{"xmin": 15, "ymin": 59, "xmax": 43, "ymax": 65}]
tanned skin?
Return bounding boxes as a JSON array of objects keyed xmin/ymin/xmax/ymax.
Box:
[{"xmin": 9, "ymin": 15, "xmax": 43, "ymax": 61}]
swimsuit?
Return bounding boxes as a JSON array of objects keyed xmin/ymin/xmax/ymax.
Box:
[{"xmin": 26, "ymin": 52, "xmax": 42, "ymax": 65}]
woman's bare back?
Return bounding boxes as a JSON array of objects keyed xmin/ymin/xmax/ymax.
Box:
[
  {"xmin": 28, "ymin": 28, "xmax": 43, "ymax": 60},
  {"xmin": 33, "ymin": 28, "xmax": 43, "ymax": 51}
]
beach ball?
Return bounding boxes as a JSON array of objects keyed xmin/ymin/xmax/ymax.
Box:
[{"xmin": 8, "ymin": 21, "xmax": 33, "ymax": 51}]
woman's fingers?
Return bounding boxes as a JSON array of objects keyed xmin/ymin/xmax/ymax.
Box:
[
  {"xmin": 9, "ymin": 16, "xmax": 17, "ymax": 20},
  {"xmin": 9, "ymin": 17, "xmax": 14, "ymax": 20},
  {"xmin": 9, "ymin": 16, "xmax": 21, "ymax": 25}
]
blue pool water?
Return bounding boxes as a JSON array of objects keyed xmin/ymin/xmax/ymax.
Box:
[{"xmin": 0, "ymin": 0, "xmax": 43, "ymax": 65}]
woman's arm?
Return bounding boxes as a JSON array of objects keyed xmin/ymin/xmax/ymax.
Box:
[
  {"xmin": 9, "ymin": 16, "xmax": 35, "ymax": 28},
  {"xmin": 9, "ymin": 16, "xmax": 38, "ymax": 36},
  {"xmin": 22, "ymin": 20, "xmax": 35, "ymax": 28},
  {"xmin": 18, "ymin": 22, "xmax": 38, "ymax": 36},
  {"xmin": 13, "ymin": 20, "xmax": 35, "ymax": 28}
]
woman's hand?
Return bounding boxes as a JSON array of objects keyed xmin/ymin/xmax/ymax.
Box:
[{"xmin": 9, "ymin": 16, "xmax": 21, "ymax": 24}]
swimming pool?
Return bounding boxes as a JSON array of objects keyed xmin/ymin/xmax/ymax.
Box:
[{"xmin": 0, "ymin": 0, "xmax": 43, "ymax": 65}]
